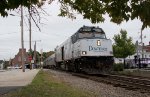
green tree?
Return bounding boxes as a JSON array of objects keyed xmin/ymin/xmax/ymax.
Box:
[
  {"xmin": 27, "ymin": 49, "xmax": 41, "ymax": 63},
  {"xmin": 42, "ymin": 51, "xmax": 55, "ymax": 61},
  {"xmin": 113, "ymin": 29, "xmax": 135, "ymax": 67},
  {"xmin": 35, "ymin": 51, "xmax": 41, "ymax": 63},
  {"xmin": 0, "ymin": 0, "xmax": 150, "ymax": 29},
  {"xmin": 3, "ymin": 60, "xmax": 9, "ymax": 69}
]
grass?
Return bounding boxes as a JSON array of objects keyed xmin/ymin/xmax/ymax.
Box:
[{"xmin": 2, "ymin": 70, "xmax": 93, "ymax": 97}]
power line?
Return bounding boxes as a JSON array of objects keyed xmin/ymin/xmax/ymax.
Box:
[{"xmin": 0, "ymin": 32, "xmax": 18, "ymax": 36}]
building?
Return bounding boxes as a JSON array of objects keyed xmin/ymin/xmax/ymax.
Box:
[
  {"xmin": 12, "ymin": 48, "xmax": 29, "ymax": 68},
  {"xmin": 127, "ymin": 42, "xmax": 150, "ymax": 59},
  {"xmin": 143, "ymin": 44, "xmax": 150, "ymax": 58},
  {"xmin": 126, "ymin": 42, "xmax": 150, "ymax": 68},
  {"xmin": 114, "ymin": 58, "xmax": 124, "ymax": 64}
]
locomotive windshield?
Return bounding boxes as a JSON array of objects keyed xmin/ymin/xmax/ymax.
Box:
[{"xmin": 78, "ymin": 27, "xmax": 106, "ymax": 39}]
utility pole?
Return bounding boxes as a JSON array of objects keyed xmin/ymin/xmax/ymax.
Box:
[
  {"xmin": 33, "ymin": 40, "xmax": 41, "ymax": 68},
  {"xmin": 136, "ymin": 41, "xmax": 139, "ymax": 58},
  {"xmin": 28, "ymin": 1, "xmax": 32, "ymax": 70},
  {"xmin": 34, "ymin": 41, "xmax": 36, "ymax": 67},
  {"xmin": 29, "ymin": 7, "xmax": 32, "ymax": 52},
  {"xmin": 141, "ymin": 29, "xmax": 144, "ymax": 58},
  {"xmin": 40, "ymin": 49, "xmax": 43, "ymax": 69},
  {"xmin": 21, "ymin": 5, "xmax": 25, "ymax": 72}
]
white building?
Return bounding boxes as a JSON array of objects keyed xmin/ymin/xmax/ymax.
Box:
[
  {"xmin": 126, "ymin": 42, "xmax": 150, "ymax": 68},
  {"xmin": 127, "ymin": 42, "xmax": 150, "ymax": 59},
  {"xmin": 114, "ymin": 58, "xmax": 124, "ymax": 64}
]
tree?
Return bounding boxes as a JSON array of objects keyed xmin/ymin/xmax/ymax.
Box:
[
  {"xmin": 0, "ymin": 0, "xmax": 150, "ymax": 29},
  {"xmin": 113, "ymin": 29, "xmax": 135, "ymax": 67},
  {"xmin": 42, "ymin": 51, "xmax": 55, "ymax": 61},
  {"xmin": 0, "ymin": 0, "xmax": 38, "ymax": 16},
  {"xmin": 27, "ymin": 49, "xmax": 41, "ymax": 63},
  {"xmin": 3, "ymin": 60, "xmax": 9, "ymax": 69}
]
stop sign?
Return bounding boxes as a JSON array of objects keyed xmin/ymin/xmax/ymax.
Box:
[{"xmin": 28, "ymin": 56, "xmax": 32, "ymax": 61}]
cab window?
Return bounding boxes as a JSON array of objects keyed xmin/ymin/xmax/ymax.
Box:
[
  {"xmin": 79, "ymin": 32, "xmax": 93, "ymax": 38},
  {"xmin": 94, "ymin": 32, "xmax": 106, "ymax": 38}
]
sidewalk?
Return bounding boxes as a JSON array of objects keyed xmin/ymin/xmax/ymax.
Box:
[
  {"xmin": 0, "ymin": 69, "xmax": 39, "ymax": 95},
  {"xmin": 0, "ymin": 70, "xmax": 6, "ymax": 72}
]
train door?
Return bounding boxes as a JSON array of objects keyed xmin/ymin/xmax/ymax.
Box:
[{"xmin": 61, "ymin": 46, "xmax": 64, "ymax": 60}]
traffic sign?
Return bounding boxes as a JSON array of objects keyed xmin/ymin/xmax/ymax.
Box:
[
  {"xmin": 31, "ymin": 60, "xmax": 34, "ymax": 63},
  {"xmin": 28, "ymin": 56, "xmax": 32, "ymax": 61}
]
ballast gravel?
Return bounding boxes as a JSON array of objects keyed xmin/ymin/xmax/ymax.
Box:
[{"xmin": 48, "ymin": 69, "xmax": 150, "ymax": 97}]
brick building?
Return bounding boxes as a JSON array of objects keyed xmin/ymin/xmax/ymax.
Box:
[{"xmin": 12, "ymin": 48, "xmax": 29, "ymax": 67}]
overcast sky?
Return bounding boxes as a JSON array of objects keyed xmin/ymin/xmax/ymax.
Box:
[{"xmin": 0, "ymin": 1, "xmax": 150, "ymax": 60}]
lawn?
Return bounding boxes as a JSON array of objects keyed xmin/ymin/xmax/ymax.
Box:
[{"xmin": 2, "ymin": 70, "xmax": 92, "ymax": 97}]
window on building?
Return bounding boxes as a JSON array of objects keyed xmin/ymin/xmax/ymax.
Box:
[{"xmin": 145, "ymin": 55, "xmax": 147, "ymax": 58}]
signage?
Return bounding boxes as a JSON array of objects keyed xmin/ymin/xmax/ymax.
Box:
[
  {"xmin": 31, "ymin": 60, "xmax": 34, "ymax": 63},
  {"xmin": 89, "ymin": 46, "xmax": 107, "ymax": 52},
  {"xmin": 28, "ymin": 56, "xmax": 32, "ymax": 61}
]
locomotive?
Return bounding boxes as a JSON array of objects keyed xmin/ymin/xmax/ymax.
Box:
[{"xmin": 44, "ymin": 26, "xmax": 114, "ymax": 73}]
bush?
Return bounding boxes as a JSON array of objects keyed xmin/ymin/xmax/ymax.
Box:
[{"xmin": 113, "ymin": 63, "xmax": 124, "ymax": 71}]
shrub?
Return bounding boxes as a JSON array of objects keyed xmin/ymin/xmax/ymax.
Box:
[{"xmin": 113, "ymin": 63, "xmax": 124, "ymax": 71}]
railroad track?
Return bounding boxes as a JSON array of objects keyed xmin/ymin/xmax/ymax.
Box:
[{"xmin": 72, "ymin": 73, "xmax": 150, "ymax": 94}]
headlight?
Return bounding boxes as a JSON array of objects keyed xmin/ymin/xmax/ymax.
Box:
[
  {"xmin": 82, "ymin": 51, "xmax": 87, "ymax": 55},
  {"xmin": 97, "ymin": 40, "xmax": 101, "ymax": 46}
]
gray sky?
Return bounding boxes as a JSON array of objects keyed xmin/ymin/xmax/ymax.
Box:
[{"xmin": 0, "ymin": 1, "xmax": 150, "ymax": 60}]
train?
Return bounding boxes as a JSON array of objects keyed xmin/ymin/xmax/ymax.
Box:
[
  {"xmin": 44, "ymin": 26, "xmax": 114, "ymax": 73},
  {"xmin": 43, "ymin": 54, "xmax": 55, "ymax": 69}
]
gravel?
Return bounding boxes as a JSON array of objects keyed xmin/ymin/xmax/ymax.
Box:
[{"xmin": 48, "ymin": 69, "xmax": 150, "ymax": 97}]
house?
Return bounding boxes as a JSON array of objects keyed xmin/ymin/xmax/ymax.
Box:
[
  {"xmin": 126, "ymin": 42, "xmax": 150, "ymax": 68},
  {"xmin": 114, "ymin": 58, "xmax": 124, "ymax": 64},
  {"xmin": 127, "ymin": 42, "xmax": 150, "ymax": 59},
  {"xmin": 12, "ymin": 48, "xmax": 30, "ymax": 68}
]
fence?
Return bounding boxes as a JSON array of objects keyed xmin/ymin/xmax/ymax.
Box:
[{"xmin": 125, "ymin": 58, "xmax": 150, "ymax": 69}]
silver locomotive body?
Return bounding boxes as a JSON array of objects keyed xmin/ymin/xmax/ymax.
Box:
[{"xmin": 55, "ymin": 26, "xmax": 114, "ymax": 73}]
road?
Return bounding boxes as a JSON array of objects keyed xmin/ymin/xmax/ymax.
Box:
[{"xmin": 0, "ymin": 69, "xmax": 39, "ymax": 95}]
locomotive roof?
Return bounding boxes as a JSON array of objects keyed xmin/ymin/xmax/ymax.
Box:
[
  {"xmin": 56, "ymin": 26, "xmax": 107, "ymax": 49},
  {"xmin": 77, "ymin": 26, "xmax": 105, "ymax": 34}
]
